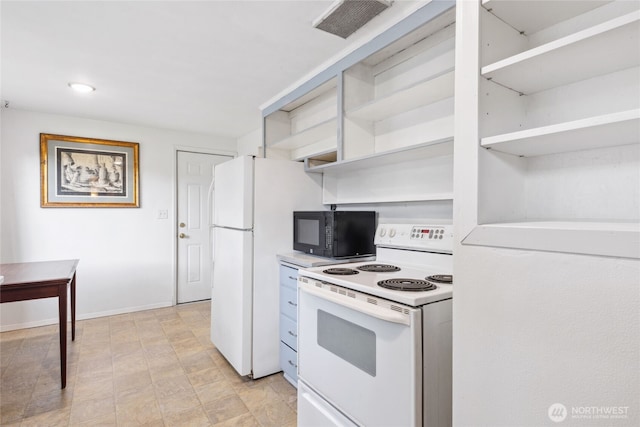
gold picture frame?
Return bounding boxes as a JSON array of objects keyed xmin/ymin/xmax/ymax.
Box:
[{"xmin": 40, "ymin": 133, "xmax": 140, "ymax": 207}]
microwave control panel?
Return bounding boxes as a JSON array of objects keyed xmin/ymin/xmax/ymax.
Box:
[{"xmin": 375, "ymin": 224, "xmax": 453, "ymax": 252}]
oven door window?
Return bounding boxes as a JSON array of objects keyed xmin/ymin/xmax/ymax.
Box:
[{"xmin": 317, "ymin": 309, "xmax": 376, "ymax": 377}]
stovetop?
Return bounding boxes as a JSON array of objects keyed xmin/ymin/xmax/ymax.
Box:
[{"xmin": 300, "ymin": 260, "xmax": 452, "ymax": 307}]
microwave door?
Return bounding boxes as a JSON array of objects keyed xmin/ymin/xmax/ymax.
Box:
[{"xmin": 294, "ymin": 213, "xmax": 329, "ymax": 257}]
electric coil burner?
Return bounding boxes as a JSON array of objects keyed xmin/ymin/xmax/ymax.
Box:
[
  {"xmin": 377, "ymin": 278, "xmax": 437, "ymax": 292},
  {"xmin": 357, "ymin": 263, "xmax": 401, "ymax": 273},
  {"xmin": 323, "ymin": 268, "xmax": 359, "ymax": 276},
  {"xmin": 426, "ymin": 274, "xmax": 453, "ymax": 284}
]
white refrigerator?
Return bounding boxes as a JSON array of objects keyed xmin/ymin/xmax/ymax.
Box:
[{"xmin": 210, "ymin": 155, "xmax": 323, "ymax": 378}]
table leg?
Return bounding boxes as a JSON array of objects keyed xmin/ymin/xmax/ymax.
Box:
[
  {"xmin": 58, "ymin": 283, "xmax": 67, "ymax": 389},
  {"xmin": 71, "ymin": 273, "xmax": 76, "ymax": 341}
]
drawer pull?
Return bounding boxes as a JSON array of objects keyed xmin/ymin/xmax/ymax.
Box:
[
  {"xmin": 288, "ymin": 276, "xmax": 297, "ymax": 281},
  {"xmin": 288, "ymin": 360, "xmax": 298, "ymax": 368},
  {"xmin": 288, "ymin": 330, "xmax": 298, "ymax": 337},
  {"xmin": 287, "ymin": 301, "xmax": 297, "ymax": 307}
]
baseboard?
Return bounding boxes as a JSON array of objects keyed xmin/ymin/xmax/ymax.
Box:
[{"xmin": 0, "ymin": 302, "xmax": 174, "ymax": 332}]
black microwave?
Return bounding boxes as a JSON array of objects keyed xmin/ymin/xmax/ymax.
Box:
[{"xmin": 293, "ymin": 211, "xmax": 376, "ymax": 259}]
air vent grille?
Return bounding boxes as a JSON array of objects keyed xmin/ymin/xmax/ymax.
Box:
[
  {"xmin": 390, "ymin": 305, "xmax": 409, "ymax": 314},
  {"xmin": 313, "ymin": 0, "xmax": 391, "ymax": 39}
]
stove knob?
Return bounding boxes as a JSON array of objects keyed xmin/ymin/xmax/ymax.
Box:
[
  {"xmin": 389, "ymin": 229, "xmax": 396, "ymax": 238},
  {"xmin": 379, "ymin": 228, "xmax": 386, "ymax": 237}
]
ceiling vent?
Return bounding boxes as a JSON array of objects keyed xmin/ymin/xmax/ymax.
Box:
[{"xmin": 313, "ymin": 0, "xmax": 392, "ymax": 39}]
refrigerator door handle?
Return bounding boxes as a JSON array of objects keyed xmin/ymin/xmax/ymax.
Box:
[
  {"xmin": 208, "ymin": 178, "xmax": 215, "ymax": 278},
  {"xmin": 214, "ymin": 225, "xmax": 253, "ymax": 232},
  {"xmin": 208, "ymin": 176, "xmax": 215, "ymax": 229},
  {"xmin": 210, "ymin": 226, "xmax": 215, "ymax": 285}
]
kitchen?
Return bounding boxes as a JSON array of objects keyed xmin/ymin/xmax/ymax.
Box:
[{"xmin": 1, "ymin": 1, "xmax": 638, "ymax": 426}]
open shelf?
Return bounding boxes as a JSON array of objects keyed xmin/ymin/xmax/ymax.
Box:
[
  {"xmin": 308, "ymin": 137, "xmax": 453, "ymax": 173},
  {"xmin": 481, "ymin": 10, "xmax": 640, "ymax": 94},
  {"xmin": 347, "ymin": 69, "xmax": 455, "ymax": 122},
  {"xmin": 322, "ymin": 191, "xmax": 453, "ymax": 205},
  {"xmin": 320, "ymin": 138, "xmax": 453, "ymax": 205},
  {"xmin": 482, "ymin": 0, "xmax": 612, "ymax": 34},
  {"xmin": 463, "ymin": 221, "xmax": 640, "ymax": 259},
  {"xmin": 481, "ymin": 109, "xmax": 640, "ymax": 157},
  {"xmin": 269, "ymin": 117, "xmax": 337, "ymax": 151},
  {"xmin": 305, "ymin": 150, "xmax": 338, "ymax": 169}
]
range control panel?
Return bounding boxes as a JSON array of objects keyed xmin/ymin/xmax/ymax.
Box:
[
  {"xmin": 410, "ymin": 226, "xmax": 446, "ymax": 240},
  {"xmin": 375, "ymin": 223, "xmax": 453, "ymax": 252}
]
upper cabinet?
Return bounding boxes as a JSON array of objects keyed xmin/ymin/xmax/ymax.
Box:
[
  {"xmin": 461, "ymin": 0, "xmax": 640, "ymax": 258},
  {"xmin": 262, "ymin": 1, "xmax": 456, "ymax": 204}
]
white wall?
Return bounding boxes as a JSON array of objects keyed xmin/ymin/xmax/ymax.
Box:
[
  {"xmin": 0, "ymin": 109, "xmax": 236, "ymax": 330},
  {"xmin": 236, "ymin": 128, "xmax": 261, "ymax": 156},
  {"xmin": 453, "ymin": 245, "xmax": 639, "ymax": 425}
]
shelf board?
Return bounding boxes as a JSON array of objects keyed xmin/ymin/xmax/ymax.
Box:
[
  {"xmin": 481, "ymin": 109, "xmax": 640, "ymax": 157},
  {"xmin": 307, "ymin": 137, "xmax": 453, "ymax": 173},
  {"xmin": 323, "ymin": 192, "xmax": 453, "ymax": 205},
  {"xmin": 269, "ymin": 117, "xmax": 337, "ymax": 151},
  {"xmin": 482, "ymin": 0, "xmax": 611, "ymax": 34},
  {"xmin": 482, "ymin": 10, "xmax": 640, "ymax": 94},
  {"xmin": 347, "ymin": 69, "xmax": 455, "ymax": 122},
  {"xmin": 463, "ymin": 221, "xmax": 640, "ymax": 259}
]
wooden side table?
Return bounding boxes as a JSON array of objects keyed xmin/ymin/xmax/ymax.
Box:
[{"xmin": 0, "ymin": 259, "xmax": 79, "ymax": 389}]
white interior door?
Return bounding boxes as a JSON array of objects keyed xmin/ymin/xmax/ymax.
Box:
[{"xmin": 177, "ymin": 151, "xmax": 231, "ymax": 304}]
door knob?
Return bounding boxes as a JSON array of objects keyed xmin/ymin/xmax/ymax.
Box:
[{"xmin": 179, "ymin": 233, "xmax": 187, "ymax": 239}]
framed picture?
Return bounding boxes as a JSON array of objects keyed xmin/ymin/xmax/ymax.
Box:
[{"xmin": 40, "ymin": 133, "xmax": 140, "ymax": 207}]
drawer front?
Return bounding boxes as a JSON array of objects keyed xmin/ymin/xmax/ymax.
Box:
[
  {"xmin": 279, "ymin": 314, "xmax": 298, "ymax": 351},
  {"xmin": 280, "ymin": 264, "xmax": 298, "ymax": 289},
  {"xmin": 280, "ymin": 285, "xmax": 298, "ymax": 321},
  {"xmin": 280, "ymin": 341, "xmax": 298, "ymax": 384}
]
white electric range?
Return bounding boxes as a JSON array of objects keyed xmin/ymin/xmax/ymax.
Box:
[{"xmin": 296, "ymin": 223, "xmax": 453, "ymax": 427}]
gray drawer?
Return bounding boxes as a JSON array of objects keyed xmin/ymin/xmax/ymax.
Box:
[
  {"xmin": 280, "ymin": 341, "xmax": 298, "ymax": 385},
  {"xmin": 279, "ymin": 314, "xmax": 297, "ymax": 351},
  {"xmin": 280, "ymin": 264, "xmax": 298, "ymax": 289},
  {"xmin": 280, "ymin": 285, "xmax": 297, "ymax": 321}
]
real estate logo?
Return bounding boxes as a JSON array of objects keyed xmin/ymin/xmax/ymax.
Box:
[
  {"xmin": 548, "ymin": 403, "xmax": 630, "ymax": 423},
  {"xmin": 548, "ymin": 403, "xmax": 568, "ymax": 423}
]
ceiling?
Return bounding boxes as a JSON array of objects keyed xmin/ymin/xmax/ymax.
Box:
[{"xmin": 1, "ymin": 1, "xmax": 422, "ymax": 139}]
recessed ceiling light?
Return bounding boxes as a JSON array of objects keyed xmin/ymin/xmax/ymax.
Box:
[{"xmin": 68, "ymin": 82, "xmax": 95, "ymax": 93}]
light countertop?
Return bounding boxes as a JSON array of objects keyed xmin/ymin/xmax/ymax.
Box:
[{"xmin": 277, "ymin": 252, "xmax": 375, "ymax": 268}]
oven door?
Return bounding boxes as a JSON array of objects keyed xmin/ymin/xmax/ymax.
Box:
[{"xmin": 298, "ymin": 278, "xmax": 422, "ymax": 426}]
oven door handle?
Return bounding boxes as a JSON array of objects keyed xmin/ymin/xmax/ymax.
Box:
[{"xmin": 300, "ymin": 282, "xmax": 410, "ymax": 326}]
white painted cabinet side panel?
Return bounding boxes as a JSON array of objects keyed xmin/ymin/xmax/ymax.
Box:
[{"xmin": 251, "ymin": 158, "xmax": 323, "ymax": 378}]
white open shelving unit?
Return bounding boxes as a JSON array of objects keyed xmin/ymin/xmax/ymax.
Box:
[
  {"xmin": 262, "ymin": 1, "xmax": 457, "ymax": 205},
  {"xmin": 463, "ymin": 0, "xmax": 640, "ymax": 259},
  {"xmin": 346, "ymin": 68, "xmax": 454, "ymax": 122},
  {"xmin": 264, "ymin": 78, "xmax": 338, "ymax": 162}
]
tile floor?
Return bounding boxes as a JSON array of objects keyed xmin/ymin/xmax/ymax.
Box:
[{"xmin": 0, "ymin": 301, "xmax": 297, "ymax": 426}]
